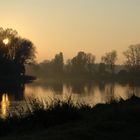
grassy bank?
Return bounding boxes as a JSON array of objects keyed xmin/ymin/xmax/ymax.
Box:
[{"xmin": 1, "ymin": 96, "xmax": 140, "ymax": 139}]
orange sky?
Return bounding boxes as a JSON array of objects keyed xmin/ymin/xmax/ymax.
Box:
[{"xmin": 0, "ymin": 0, "xmax": 140, "ymax": 64}]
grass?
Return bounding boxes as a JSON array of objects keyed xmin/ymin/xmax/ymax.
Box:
[{"xmin": 1, "ymin": 95, "xmax": 140, "ymax": 139}]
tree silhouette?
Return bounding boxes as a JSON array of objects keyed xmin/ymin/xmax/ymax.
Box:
[
  {"xmin": 0, "ymin": 28, "xmax": 36, "ymax": 76},
  {"xmin": 101, "ymin": 50, "xmax": 117, "ymax": 74},
  {"xmin": 70, "ymin": 51, "xmax": 95, "ymax": 75},
  {"xmin": 124, "ymin": 44, "xmax": 140, "ymax": 75},
  {"xmin": 98, "ymin": 63, "xmax": 106, "ymax": 76},
  {"xmin": 52, "ymin": 52, "xmax": 64, "ymax": 74}
]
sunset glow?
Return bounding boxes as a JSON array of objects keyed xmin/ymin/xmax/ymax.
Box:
[
  {"xmin": 3, "ymin": 38, "xmax": 9, "ymax": 45},
  {"xmin": 0, "ymin": 0, "xmax": 140, "ymax": 63},
  {"xmin": 0, "ymin": 1, "xmax": 140, "ymax": 137}
]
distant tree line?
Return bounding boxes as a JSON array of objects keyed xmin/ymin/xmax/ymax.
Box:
[
  {"xmin": 27, "ymin": 44, "xmax": 140, "ymax": 79},
  {"xmin": 1, "ymin": 27, "xmax": 139, "ymax": 79}
]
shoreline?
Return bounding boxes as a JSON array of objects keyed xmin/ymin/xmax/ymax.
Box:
[{"xmin": 0, "ymin": 95, "xmax": 140, "ymax": 139}]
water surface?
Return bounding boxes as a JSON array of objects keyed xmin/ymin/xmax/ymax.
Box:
[{"xmin": 1, "ymin": 79, "xmax": 140, "ymax": 118}]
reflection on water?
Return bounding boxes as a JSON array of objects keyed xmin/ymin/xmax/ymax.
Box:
[
  {"xmin": 0, "ymin": 80, "xmax": 140, "ymax": 118},
  {"xmin": 25, "ymin": 81, "xmax": 140, "ymax": 106},
  {"xmin": 0, "ymin": 83, "xmax": 25, "ymax": 118},
  {"xmin": 1, "ymin": 94, "xmax": 10, "ymax": 118}
]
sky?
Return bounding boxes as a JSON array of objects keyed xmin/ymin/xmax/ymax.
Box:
[{"xmin": 0, "ymin": 0, "xmax": 140, "ymax": 64}]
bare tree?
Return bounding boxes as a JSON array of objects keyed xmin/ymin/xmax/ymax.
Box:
[
  {"xmin": 101, "ymin": 50, "xmax": 117, "ymax": 74},
  {"xmin": 123, "ymin": 44, "xmax": 140, "ymax": 74}
]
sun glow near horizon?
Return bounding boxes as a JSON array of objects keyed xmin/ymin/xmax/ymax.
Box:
[
  {"xmin": 0, "ymin": 0, "xmax": 140, "ymax": 64},
  {"xmin": 3, "ymin": 38, "xmax": 9, "ymax": 45}
]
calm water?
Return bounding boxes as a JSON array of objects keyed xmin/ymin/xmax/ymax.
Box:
[{"xmin": 1, "ymin": 79, "xmax": 140, "ymax": 118}]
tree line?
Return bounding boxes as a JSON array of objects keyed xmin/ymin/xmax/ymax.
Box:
[
  {"xmin": 0, "ymin": 28, "xmax": 140, "ymax": 79},
  {"xmin": 27, "ymin": 44, "xmax": 140, "ymax": 79}
]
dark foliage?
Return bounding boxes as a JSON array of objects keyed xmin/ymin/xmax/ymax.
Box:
[
  {"xmin": 0, "ymin": 95, "xmax": 140, "ymax": 139},
  {"xmin": 0, "ymin": 98, "xmax": 81, "ymax": 136},
  {"xmin": 0, "ymin": 28, "xmax": 36, "ymax": 76}
]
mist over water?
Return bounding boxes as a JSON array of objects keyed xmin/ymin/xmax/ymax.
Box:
[
  {"xmin": 1, "ymin": 79, "xmax": 140, "ymax": 118},
  {"xmin": 25, "ymin": 80, "xmax": 140, "ymax": 105}
]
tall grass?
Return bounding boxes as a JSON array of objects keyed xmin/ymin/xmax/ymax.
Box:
[
  {"xmin": 0, "ymin": 95, "xmax": 140, "ymax": 137},
  {"xmin": 0, "ymin": 97, "xmax": 91, "ymax": 136}
]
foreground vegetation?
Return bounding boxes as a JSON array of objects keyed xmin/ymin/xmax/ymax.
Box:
[{"xmin": 1, "ymin": 95, "xmax": 140, "ymax": 139}]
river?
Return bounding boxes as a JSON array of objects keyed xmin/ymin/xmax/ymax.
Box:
[{"xmin": 0, "ymin": 79, "xmax": 140, "ymax": 118}]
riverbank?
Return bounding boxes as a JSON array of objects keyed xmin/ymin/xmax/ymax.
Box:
[{"xmin": 1, "ymin": 96, "xmax": 140, "ymax": 140}]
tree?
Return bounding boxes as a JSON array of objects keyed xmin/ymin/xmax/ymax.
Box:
[
  {"xmin": 86, "ymin": 53, "xmax": 96, "ymax": 75},
  {"xmin": 101, "ymin": 50, "xmax": 117, "ymax": 74},
  {"xmin": 98, "ymin": 63, "xmax": 106, "ymax": 75},
  {"xmin": 0, "ymin": 28, "xmax": 36, "ymax": 76},
  {"xmin": 70, "ymin": 51, "xmax": 95, "ymax": 75},
  {"xmin": 123, "ymin": 44, "xmax": 140, "ymax": 74},
  {"xmin": 51, "ymin": 52, "xmax": 64, "ymax": 74}
]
